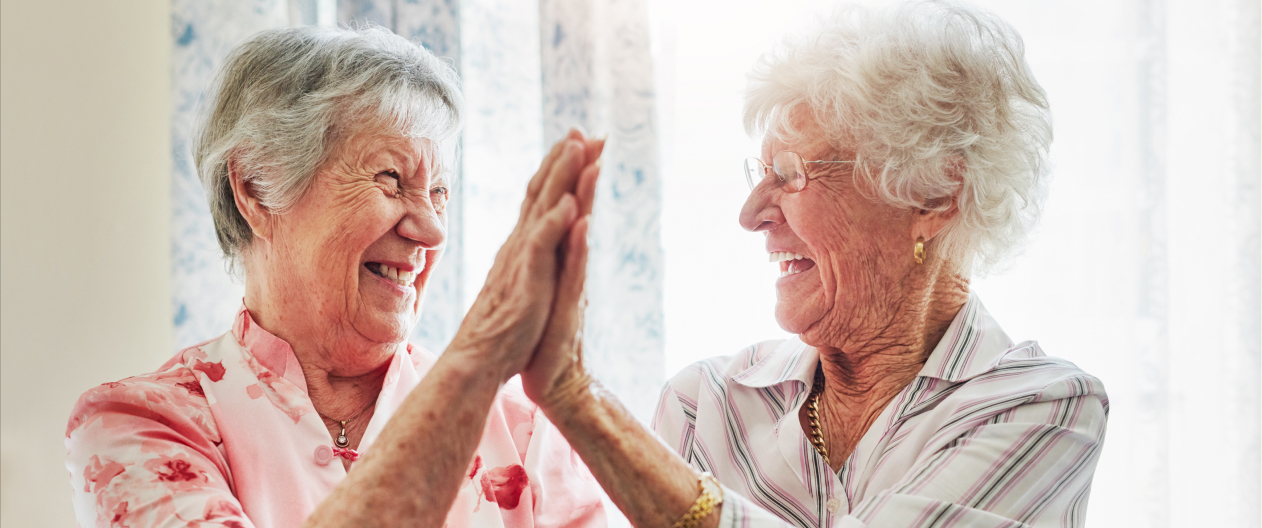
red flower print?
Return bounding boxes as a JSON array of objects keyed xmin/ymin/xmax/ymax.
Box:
[
  {"xmin": 176, "ymin": 381, "xmax": 205, "ymax": 398},
  {"xmin": 203, "ymin": 496, "xmax": 246, "ymax": 523},
  {"xmin": 83, "ymin": 456, "xmax": 128, "ymax": 493},
  {"xmin": 190, "ymin": 360, "xmax": 226, "ymax": 382},
  {"xmin": 143, "ymin": 456, "xmax": 207, "ymax": 491},
  {"xmin": 109, "ymin": 501, "xmax": 130, "ymax": 525},
  {"xmin": 156, "ymin": 459, "xmax": 199, "ymax": 482},
  {"xmin": 467, "ymin": 455, "xmax": 483, "ymax": 481},
  {"xmin": 479, "ymin": 464, "xmax": 530, "ymax": 509}
]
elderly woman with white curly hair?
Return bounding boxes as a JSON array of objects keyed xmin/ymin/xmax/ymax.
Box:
[
  {"xmin": 66, "ymin": 26, "xmax": 608, "ymax": 527},
  {"xmin": 516, "ymin": 2, "xmax": 1109, "ymax": 527}
]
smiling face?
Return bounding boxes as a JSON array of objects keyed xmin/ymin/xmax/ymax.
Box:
[
  {"xmin": 246, "ymin": 129, "xmax": 449, "ymax": 372},
  {"xmin": 739, "ymin": 132, "xmax": 918, "ymax": 348}
]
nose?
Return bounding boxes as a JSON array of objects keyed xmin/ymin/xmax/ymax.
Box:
[
  {"xmin": 738, "ymin": 183, "xmax": 785, "ymax": 233},
  {"xmin": 396, "ymin": 196, "xmax": 447, "ymax": 250}
]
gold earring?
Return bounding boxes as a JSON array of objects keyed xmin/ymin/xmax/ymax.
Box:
[{"xmin": 914, "ymin": 237, "xmax": 925, "ymax": 264}]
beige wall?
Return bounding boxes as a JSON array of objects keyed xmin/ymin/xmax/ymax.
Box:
[{"xmin": 0, "ymin": 0, "xmax": 172, "ymax": 525}]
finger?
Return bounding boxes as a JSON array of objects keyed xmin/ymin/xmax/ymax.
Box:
[
  {"xmin": 529, "ymin": 193, "xmax": 580, "ymax": 264},
  {"xmin": 529, "ymin": 215, "xmax": 589, "ymax": 377},
  {"xmin": 534, "ymin": 140, "xmax": 586, "ymax": 219},
  {"xmin": 574, "ymin": 161, "xmax": 600, "ymax": 218},
  {"xmin": 557, "ymin": 215, "xmax": 590, "ymax": 308},
  {"xmin": 567, "ymin": 127, "xmax": 586, "ymax": 142},
  {"xmin": 523, "ymin": 138, "xmax": 570, "ymax": 213},
  {"xmin": 583, "ymin": 136, "xmax": 606, "ymax": 166}
]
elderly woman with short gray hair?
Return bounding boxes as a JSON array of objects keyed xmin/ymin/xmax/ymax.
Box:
[
  {"xmin": 66, "ymin": 26, "xmax": 606, "ymax": 527},
  {"xmin": 519, "ymin": 2, "xmax": 1109, "ymax": 527}
]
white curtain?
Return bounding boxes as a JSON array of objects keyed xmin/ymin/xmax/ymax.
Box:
[{"xmin": 649, "ymin": 0, "xmax": 1261, "ymax": 526}]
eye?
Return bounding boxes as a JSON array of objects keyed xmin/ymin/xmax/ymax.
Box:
[
  {"xmin": 430, "ymin": 185, "xmax": 450, "ymax": 210},
  {"xmin": 375, "ymin": 170, "xmax": 402, "ymax": 194}
]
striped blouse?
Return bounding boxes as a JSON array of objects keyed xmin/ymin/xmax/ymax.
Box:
[{"xmin": 651, "ymin": 295, "xmax": 1108, "ymax": 528}]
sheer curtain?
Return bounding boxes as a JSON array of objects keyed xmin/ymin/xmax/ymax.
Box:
[{"xmin": 650, "ymin": 0, "xmax": 1261, "ymax": 525}]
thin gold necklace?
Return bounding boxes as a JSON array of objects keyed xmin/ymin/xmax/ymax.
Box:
[
  {"xmin": 806, "ymin": 365, "xmax": 829, "ymax": 461},
  {"xmin": 317, "ymin": 401, "xmax": 375, "ymax": 449}
]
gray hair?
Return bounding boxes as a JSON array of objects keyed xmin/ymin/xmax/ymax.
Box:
[
  {"xmin": 193, "ymin": 25, "xmax": 463, "ymax": 267},
  {"xmin": 744, "ymin": 0, "xmax": 1052, "ymax": 274}
]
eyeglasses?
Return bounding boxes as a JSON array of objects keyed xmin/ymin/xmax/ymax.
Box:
[{"xmin": 743, "ymin": 151, "xmax": 857, "ymax": 193}]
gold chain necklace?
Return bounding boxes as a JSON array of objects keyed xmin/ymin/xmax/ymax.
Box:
[
  {"xmin": 317, "ymin": 401, "xmax": 375, "ymax": 449},
  {"xmin": 806, "ymin": 366, "xmax": 829, "ymax": 461}
]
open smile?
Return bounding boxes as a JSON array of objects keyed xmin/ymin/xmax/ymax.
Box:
[
  {"xmin": 770, "ymin": 251, "xmax": 815, "ymax": 277},
  {"xmin": 365, "ymin": 262, "xmax": 418, "ymax": 287}
]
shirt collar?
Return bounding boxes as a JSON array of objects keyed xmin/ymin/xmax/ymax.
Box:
[
  {"xmin": 731, "ymin": 337, "xmax": 818, "ymax": 389},
  {"xmin": 231, "ymin": 304, "xmax": 309, "ymax": 392},
  {"xmin": 916, "ymin": 293, "xmax": 1013, "ymax": 382},
  {"xmin": 730, "ymin": 293, "xmax": 1012, "ymax": 388}
]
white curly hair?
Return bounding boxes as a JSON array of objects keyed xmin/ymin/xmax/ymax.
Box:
[{"xmin": 744, "ymin": 0, "xmax": 1052, "ymax": 274}]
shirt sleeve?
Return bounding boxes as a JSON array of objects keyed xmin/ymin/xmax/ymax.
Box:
[
  {"xmin": 716, "ymin": 486, "xmax": 798, "ymax": 528},
  {"xmin": 653, "ymin": 369, "xmax": 795, "ymax": 528},
  {"xmin": 66, "ymin": 378, "xmax": 254, "ymax": 528},
  {"xmin": 842, "ymin": 381, "xmax": 1109, "ymax": 528}
]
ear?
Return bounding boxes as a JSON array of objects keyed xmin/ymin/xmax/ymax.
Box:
[
  {"xmin": 911, "ymin": 157, "xmax": 964, "ymax": 242},
  {"xmin": 911, "ymin": 197, "xmax": 959, "ymax": 242},
  {"xmin": 226, "ymin": 155, "xmax": 272, "ymax": 242}
]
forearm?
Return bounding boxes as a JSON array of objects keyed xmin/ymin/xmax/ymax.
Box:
[
  {"xmin": 542, "ymin": 382, "xmax": 720, "ymax": 528},
  {"xmin": 304, "ymin": 347, "xmax": 504, "ymax": 527}
]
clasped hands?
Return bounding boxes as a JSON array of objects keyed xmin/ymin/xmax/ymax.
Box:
[{"xmin": 445, "ymin": 128, "xmax": 604, "ymax": 414}]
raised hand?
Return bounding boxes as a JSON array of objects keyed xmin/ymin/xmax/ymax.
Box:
[
  {"xmin": 520, "ymin": 137, "xmax": 600, "ymax": 412},
  {"xmin": 446, "ymin": 129, "xmax": 603, "ymax": 383}
]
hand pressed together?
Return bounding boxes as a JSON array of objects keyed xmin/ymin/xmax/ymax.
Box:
[{"xmin": 445, "ymin": 128, "xmax": 603, "ymax": 385}]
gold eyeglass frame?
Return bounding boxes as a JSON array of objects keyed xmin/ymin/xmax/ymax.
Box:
[{"xmin": 744, "ymin": 151, "xmax": 857, "ymax": 193}]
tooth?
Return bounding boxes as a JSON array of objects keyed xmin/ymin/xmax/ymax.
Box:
[{"xmin": 387, "ymin": 266, "xmax": 397, "ymax": 280}]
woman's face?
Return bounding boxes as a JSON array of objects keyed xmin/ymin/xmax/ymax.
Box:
[
  {"xmin": 739, "ymin": 133, "xmax": 916, "ymax": 347},
  {"xmin": 259, "ymin": 130, "xmax": 448, "ymax": 363}
]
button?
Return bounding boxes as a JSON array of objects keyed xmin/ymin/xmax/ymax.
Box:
[
  {"xmin": 826, "ymin": 497, "xmax": 842, "ymax": 513},
  {"xmin": 314, "ymin": 445, "xmax": 333, "ymax": 465}
]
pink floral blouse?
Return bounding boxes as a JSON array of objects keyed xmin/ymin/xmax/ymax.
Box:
[{"xmin": 66, "ymin": 307, "xmax": 607, "ymax": 528}]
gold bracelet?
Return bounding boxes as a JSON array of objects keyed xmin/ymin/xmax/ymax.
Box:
[{"xmin": 672, "ymin": 473, "xmax": 725, "ymax": 528}]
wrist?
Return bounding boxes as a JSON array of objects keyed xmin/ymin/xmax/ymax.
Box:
[
  {"xmin": 436, "ymin": 340, "xmax": 515, "ymax": 389},
  {"xmin": 537, "ymin": 370, "xmax": 598, "ymax": 422},
  {"xmin": 446, "ymin": 330, "xmax": 524, "ymax": 384}
]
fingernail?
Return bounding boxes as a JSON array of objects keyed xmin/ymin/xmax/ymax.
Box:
[{"xmin": 595, "ymin": 158, "xmax": 603, "ymax": 170}]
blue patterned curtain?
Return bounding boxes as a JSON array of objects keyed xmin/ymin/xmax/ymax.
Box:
[
  {"xmin": 170, "ymin": 0, "xmax": 664, "ymax": 420},
  {"xmin": 540, "ymin": 0, "xmax": 665, "ymax": 421}
]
